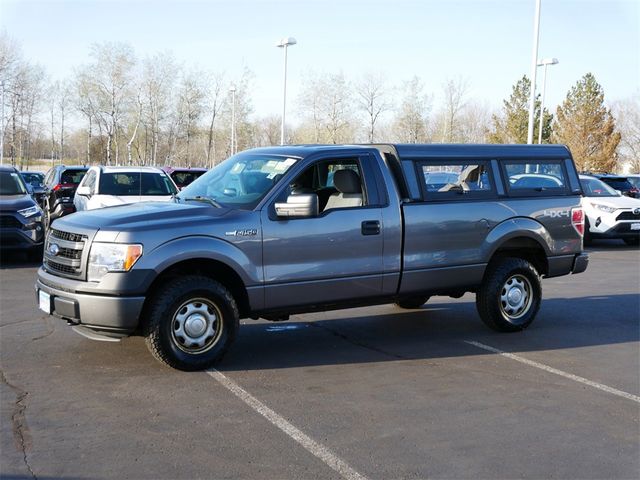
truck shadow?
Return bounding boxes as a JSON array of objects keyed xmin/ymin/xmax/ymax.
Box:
[{"xmin": 218, "ymin": 293, "xmax": 639, "ymax": 371}]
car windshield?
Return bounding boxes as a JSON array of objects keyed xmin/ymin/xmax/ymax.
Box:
[
  {"xmin": 0, "ymin": 171, "xmax": 27, "ymax": 195},
  {"xmin": 580, "ymin": 177, "xmax": 619, "ymax": 197},
  {"xmin": 99, "ymin": 172, "xmax": 178, "ymax": 196},
  {"xmin": 22, "ymin": 173, "xmax": 44, "ymax": 186},
  {"xmin": 178, "ymin": 153, "xmax": 299, "ymax": 209}
]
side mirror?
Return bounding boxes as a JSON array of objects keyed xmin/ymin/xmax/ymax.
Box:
[
  {"xmin": 275, "ymin": 194, "xmax": 319, "ymax": 218},
  {"xmin": 76, "ymin": 185, "xmax": 92, "ymax": 197}
]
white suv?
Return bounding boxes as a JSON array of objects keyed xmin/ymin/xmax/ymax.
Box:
[
  {"xmin": 74, "ymin": 166, "xmax": 178, "ymax": 212},
  {"xmin": 580, "ymin": 174, "xmax": 640, "ymax": 246}
]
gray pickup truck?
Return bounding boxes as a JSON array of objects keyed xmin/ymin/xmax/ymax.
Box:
[{"xmin": 35, "ymin": 144, "xmax": 588, "ymax": 370}]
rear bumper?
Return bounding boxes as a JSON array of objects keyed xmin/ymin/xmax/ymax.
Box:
[
  {"xmin": 35, "ymin": 275, "xmax": 145, "ymax": 338},
  {"xmin": 546, "ymin": 252, "xmax": 588, "ymax": 278}
]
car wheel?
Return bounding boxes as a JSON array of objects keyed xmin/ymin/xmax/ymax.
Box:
[
  {"xmin": 476, "ymin": 257, "xmax": 541, "ymax": 332},
  {"xmin": 144, "ymin": 275, "xmax": 239, "ymax": 371},
  {"xmin": 395, "ymin": 296, "xmax": 431, "ymax": 309},
  {"xmin": 623, "ymin": 237, "xmax": 639, "ymax": 246}
]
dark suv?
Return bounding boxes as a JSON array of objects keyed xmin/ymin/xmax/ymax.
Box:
[
  {"xmin": 42, "ymin": 165, "xmax": 88, "ymax": 229},
  {"xmin": 591, "ymin": 174, "xmax": 640, "ymax": 198},
  {"xmin": 0, "ymin": 165, "xmax": 44, "ymax": 258}
]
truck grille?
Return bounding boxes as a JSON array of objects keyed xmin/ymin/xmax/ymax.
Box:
[
  {"xmin": 44, "ymin": 229, "xmax": 88, "ymax": 279},
  {"xmin": 0, "ymin": 215, "xmax": 21, "ymax": 228},
  {"xmin": 617, "ymin": 211, "xmax": 640, "ymax": 221}
]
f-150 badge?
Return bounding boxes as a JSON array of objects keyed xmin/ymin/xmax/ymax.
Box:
[{"xmin": 225, "ymin": 229, "xmax": 258, "ymax": 237}]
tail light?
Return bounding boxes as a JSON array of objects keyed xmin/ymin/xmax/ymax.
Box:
[
  {"xmin": 52, "ymin": 183, "xmax": 76, "ymax": 192},
  {"xmin": 572, "ymin": 207, "xmax": 584, "ymax": 236}
]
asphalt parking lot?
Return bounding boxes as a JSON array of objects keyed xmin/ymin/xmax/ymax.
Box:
[{"xmin": 1, "ymin": 241, "xmax": 639, "ymax": 479}]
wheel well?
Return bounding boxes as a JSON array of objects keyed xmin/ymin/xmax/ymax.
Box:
[
  {"xmin": 489, "ymin": 237, "xmax": 548, "ymax": 276},
  {"xmin": 141, "ymin": 259, "xmax": 251, "ymax": 325}
]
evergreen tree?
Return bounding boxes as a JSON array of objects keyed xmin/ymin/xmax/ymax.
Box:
[
  {"xmin": 488, "ymin": 75, "xmax": 552, "ymax": 144},
  {"xmin": 553, "ymin": 73, "xmax": 621, "ymax": 172}
]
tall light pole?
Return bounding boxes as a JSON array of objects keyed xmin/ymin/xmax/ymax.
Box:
[
  {"xmin": 229, "ymin": 85, "xmax": 236, "ymax": 155},
  {"xmin": 537, "ymin": 57, "xmax": 559, "ymax": 144},
  {"xmin": 0, "ymin": 80, "xmax": 4, "ymax": 165},
  {"xmin": 526, "ymin": 0, "xmax": 542, "ymax": 144},
  {"xmin": 276, "ymin": 37, "xmax": 296, "ymax": 145}
]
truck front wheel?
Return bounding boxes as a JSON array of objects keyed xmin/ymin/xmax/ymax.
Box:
[
  {"xmin": 144, "ymin": 275, "xmax": 239, "ymax": 371},
  {"xmin": 476, "ymin": 257, "xmax": 541, "ymax": 332}
]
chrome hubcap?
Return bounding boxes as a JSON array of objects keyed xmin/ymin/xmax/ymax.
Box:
[
  {"xmin": 500, "ymin": 274, "xmax": 532, "ymax": 321},
  {"xmin": 171, "ymin": 299, "xmax": 222, "ymax": 354}
]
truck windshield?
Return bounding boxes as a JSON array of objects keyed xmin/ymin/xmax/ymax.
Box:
[{"xmin": 178, "ymin": 153, "xmax": 299, "ymax": 209}]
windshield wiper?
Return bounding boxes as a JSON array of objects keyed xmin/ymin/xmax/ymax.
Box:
[{"xmin": 183, "ymin": 196, "xmax": 222, "ymax": 208}]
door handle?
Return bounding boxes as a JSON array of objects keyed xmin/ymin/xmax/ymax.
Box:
[{"xmin": 361, "ymin": 220, "xmax": 380, "ymax": 236}]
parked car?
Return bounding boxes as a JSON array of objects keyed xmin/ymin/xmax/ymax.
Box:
[
  {"xmin": 20, "ymin": 171, "xmax": 46, "ymax": 206},
  {"xmin": 74, "ymin": 166, "xmax": 178, "ymax": 212},
  {"xmin": 36, "ymin": 144, "xmax": 587, "ymax": 370},
  {"xmin": 161, "ymin": 167, "xmax": 208, "ymax": 190},
  {"xmin": 580, "ymin": 175, "xmax": 640, "ymax": 246},
  {"xmin": 42, "ymin": 165, "xmax": 88, "ymax": 229},
  {"xmin": 590, "ymin": 173, "xmax": 639, "ymax": 198},
  {"xmin": 0, "ymin": 165, "xmax": 44, "ymax": 258}
]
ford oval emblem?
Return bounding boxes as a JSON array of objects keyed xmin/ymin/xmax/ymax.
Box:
[
  {"xmin": 48, "ymin": 243, "xmax": 60, "ymax": 256},
  {"xmin": 634, "ymin": 207, "xmax": 640, "ymax": 215}
]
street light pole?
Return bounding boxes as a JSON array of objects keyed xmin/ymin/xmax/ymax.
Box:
[
  {"xmin": 229, "ymin": 85, "xmax": 236, "ymax": 155},
  {"xmin": 537, "ymin": 57, "xmax": 559, "ymax": 144},
  {"xmin": 527, "ymin": 0, "xmax": 542, "ymax": 144},
  {"xmin": 276, "ymin": 37, "xmax": 297, "ymax": 145},
  {"xmin": 0, "ymin": 80, "xmax": 4, "ymax": 165}
]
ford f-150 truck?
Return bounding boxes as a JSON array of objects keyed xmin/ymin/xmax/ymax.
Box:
[{"xmin": 35, "ymin": 144, "xmax": 588, "ymax": 370}]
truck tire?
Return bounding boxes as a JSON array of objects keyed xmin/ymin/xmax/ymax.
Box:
[
  {"xmin": 395, "ymin": 296, "xmax": 431, "ymax": 309},
  {"xmin": 476, "ymin": 257, "xmax": 541, "ymax": 332},
  {"xmin": 144, "ymin": 275, "xmax": 239, "ymax": 371}
]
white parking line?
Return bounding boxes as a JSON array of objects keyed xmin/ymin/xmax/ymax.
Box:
[
  {"xmin": 206, "ymin": 369, "xmax": 369, "ymax": 480},
  {"xmin": 465, "ymin": 340, "xmax": 640, "ymax": 404}
]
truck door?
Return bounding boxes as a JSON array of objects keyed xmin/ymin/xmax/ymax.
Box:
[{"xmin": 260, "ymin": 154, "xmax": 385, "ymax": 310}]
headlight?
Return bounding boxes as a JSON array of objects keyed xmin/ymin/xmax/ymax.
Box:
[
  {"xmin": 591, "ymin": 203, "xmax": 617, "ymax": 213},
  {"xmin": 87, "ymin": 242, "xmax": 143, "ymax": 282},
  {"xmin": 17, "ymin": 205, "xmax": 42, "ymax": 218}
]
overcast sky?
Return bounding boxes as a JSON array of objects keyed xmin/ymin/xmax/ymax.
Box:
[{"xmin": 1, "ymin": 0, "xmax": 638, "ymax": 121}]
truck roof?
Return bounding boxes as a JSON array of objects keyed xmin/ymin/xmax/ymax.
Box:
[{"xmin": 244, "ymin": 144, "xmax": 572, "ymax": 160}]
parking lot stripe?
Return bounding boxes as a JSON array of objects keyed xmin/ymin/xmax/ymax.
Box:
[
  {"xmin": 464, "ymin": 341, "xmax": 640, "ymax": 404},
  {"xmin": 206, "ymin": 369, "xmax": 369, "ymax": 480}
]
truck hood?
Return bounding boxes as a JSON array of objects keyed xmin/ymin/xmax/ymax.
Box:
[{"xmin": 54, "ymin": 201, "xmax": 231, "ymax": 232}]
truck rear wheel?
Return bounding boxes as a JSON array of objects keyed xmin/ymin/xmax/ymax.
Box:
[
  {"xmin": 476, "ymin": 257, "xmax": 541, "ymax": 332},
  {"xmin": 395, "ymin": 296, "xmax": 431, "ymax": 309},
  {"xmin": 144, "ymin": 275, "xmax": 239, "ymax": 371}
]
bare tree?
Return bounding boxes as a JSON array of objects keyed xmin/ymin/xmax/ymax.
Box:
[
  {"xmin": 89, "ymin": 42, "xmax": 136, "ymax": 165},
  {"xmin": 612, "ymin": 93, "xmax": 640, "ymax": 173},
  {"xmin": 440, "ymin": 77, "xmax": 469, "ymax": 142},
  {"xmin": 393, "ymin": 76, "xmax": 431, "ymax": 143},
  {"xmin": 176, "ymin": 69, "xmax": 205, "ymax": 164},
  {"xmin": 355, "ymin": 72, "xmax": 390, "ymax": 143}
]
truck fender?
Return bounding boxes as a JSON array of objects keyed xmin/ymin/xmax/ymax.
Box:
[
  {"xmin": 482, "ymin": 217, "xmax": 553, "ymax": 262},
  {"xmin": 142, "ymin": 235, "xmax": 261, "ymax": 286}
]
